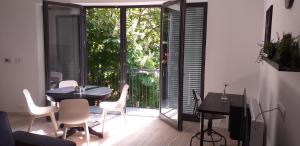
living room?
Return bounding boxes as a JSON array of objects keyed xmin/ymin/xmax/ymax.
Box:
[{"xmin": 1, "ymin": 0, "xmax": 299, "ymax": 146}]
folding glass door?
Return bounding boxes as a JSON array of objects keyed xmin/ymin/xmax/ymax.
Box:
[
  {"xmin": 43, "ymin": 1, "xmax": 86, "ymax": 90},
  {"xmin": 182, "ymin": 3, "xmax": 207, "ymax": 120},
  {"xmin": 160, "ymin": 0, "xmax": 185, "ymax": 131}
]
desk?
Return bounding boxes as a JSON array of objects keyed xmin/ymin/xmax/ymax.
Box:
[
  {"xmin": 46, "ymin": 86, "xmax": 112, "ymax": 138},
  {"xmin": 198, "ymin": 92, "xmax": 244, "ymax": 146}
]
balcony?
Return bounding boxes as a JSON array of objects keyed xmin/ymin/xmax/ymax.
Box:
[{"xmin": 88, "ymin": 68, "xmax": 160, "ymax": 109}]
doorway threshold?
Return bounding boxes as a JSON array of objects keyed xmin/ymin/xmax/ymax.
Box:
[{"xmin": 89, "ymin": 106, "xmax": 159, "ymax": 117}]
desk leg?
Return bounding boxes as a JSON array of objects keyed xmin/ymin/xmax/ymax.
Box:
[{"xmin": 200, "ymin": 113, "xmax": 204, "ymax": 146}]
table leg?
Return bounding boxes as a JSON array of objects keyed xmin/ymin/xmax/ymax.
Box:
[
  {"xmin": 200, "ymin": 113, "xmax": 204, "ymax": 146},
  {"xmin": 88, "ymin": 127, "xmax": 103, "ymax": 138}
]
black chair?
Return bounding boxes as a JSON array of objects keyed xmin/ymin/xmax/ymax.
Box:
[
  {"xmin": 0, "ymin": 111, "xmax": 76, "ymax": 146},
  {"xmin": 190, "ymin": 90, "xmax": 227, "ymax": 146}
]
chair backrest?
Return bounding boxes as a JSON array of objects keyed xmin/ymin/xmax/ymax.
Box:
[
  {"xmin": 117, "ymin": 84, "xmax": 129, "ymax": 108},
  {"xmin": 50, "ymin": 71, "xmax": 63, "ymax": 82},
  {"xmin": 192, "ymin": 89, "xmax": 201, "ymax": 119},
  {"xmin": 59, "ymin": 80, "xmax": 78, "ymax": 88},
  {"xmin": 59, "ymin": 99, "xmax": 89, "ymax": 123},
  {"xmin": 22, "ymin": 89, "xmax": 40, "ymax": 116}
]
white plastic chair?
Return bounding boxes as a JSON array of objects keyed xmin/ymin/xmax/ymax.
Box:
[
  {"xmin": 99, "ymin": 84, "xmax": 129, "ymax": 133},
  {"xmin": 59, "ymin": 99, "xmax": 90, "ymax": 145},
  {"xmin": 59, "ymin": 80, "xmax": 78, "ymax": 88},
  {"xmin": 22, "ymin": 89, "xmax": 58, "ymax": 136}
]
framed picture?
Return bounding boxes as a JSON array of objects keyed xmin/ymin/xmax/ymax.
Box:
[{"xmin": 264, "ymin": 5, "xmax": 273, "ymax": 42}]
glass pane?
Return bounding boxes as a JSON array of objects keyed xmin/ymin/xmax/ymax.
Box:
[
  {"xmin": 183, "ymin": 6, "xmax": 205, "ymax": 115},
  {"xmin": 161, "ymin": 2, "xmax": 181, "ymax": 122},
  {"xmin": 46, "ymin": 4, "xmax": 81, "ymax": 89},
  {"xmin": 86, "ymin": 8, "xmax": 121, "ymax": 99},
  {"xmin": 126, "ymin": 8, "xmax": 161, "ymax": 109}
]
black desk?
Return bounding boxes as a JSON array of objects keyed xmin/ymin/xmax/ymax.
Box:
[
  {"xmin": 198, "ymin": 92, "xmax": 244, "ymax": 146},
  {"xmin": 46, "ymin": 86, "xmax": 112, "ymax": 138}
]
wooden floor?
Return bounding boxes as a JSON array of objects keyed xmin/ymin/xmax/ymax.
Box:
[{"xmin": 8, "ymin": 112, "xmax": 238, "ymax": 146}]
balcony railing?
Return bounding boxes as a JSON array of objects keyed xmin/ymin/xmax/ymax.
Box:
[{"xmin": 88, "ymin": 68, "xmax": 160, "ymax": 109}]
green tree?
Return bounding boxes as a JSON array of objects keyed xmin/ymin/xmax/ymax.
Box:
[{"xmin": 86, "ymin": 8, "xmax": 160, "ymax": 108}]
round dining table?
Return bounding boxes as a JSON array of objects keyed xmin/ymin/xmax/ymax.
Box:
[{"xmin": 46, "ymin": 85, "xmax": 112, "ymax": 138}]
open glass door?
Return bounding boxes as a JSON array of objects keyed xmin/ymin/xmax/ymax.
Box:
[
  {"xmin": 43, "ymin": 1, "xmax": 86, "ymax": 90},
  {"xmin": 160, "ymin": 0, "xmax": 185, "ymax": 131}
]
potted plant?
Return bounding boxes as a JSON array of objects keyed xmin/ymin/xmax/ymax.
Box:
[
  {"xmin": 257, "ymin": 33, "xmax": 300, "ymax": 70},
  {"xmin": 257, "ymin": 41, "xmax": 277, "ymax": 63}
]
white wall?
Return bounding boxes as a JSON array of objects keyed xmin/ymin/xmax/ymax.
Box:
[
  {"xmin": 0, "ymin": 0, "xmax": 45, "ymax": 112},
  {"xmin": 205, "ymin": 0, "xmax": 264, "ymax": 99},
  {"xmin": 259, "ymin": 1, "xmax": 300, "ymax": 146},
  {"xmin": 0, "ymin": 0, "xmax": 73, "ymax": 113},
  {"xmin": 0, "ymin": 0, "xmax": 265, "ymax": 114}
]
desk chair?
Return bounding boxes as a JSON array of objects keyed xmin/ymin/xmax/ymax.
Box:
[{"xmin": 190, "ymin": 90, "xmax": 227, "ymax": 146}]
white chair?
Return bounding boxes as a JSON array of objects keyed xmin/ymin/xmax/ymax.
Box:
[
  {"xmin": 100, "ymin": 84, "xmax": 129, "ymax": 133},
  {"xmin": 22, "ymin": 89, "xmax": 58, "ymax": 136},
  {"xmin": 59, "ymin": 99, "xmax": 90, "ymax": 145},
  {"xmin": 59, "ymin": 80, "xmax": 78, "ymax": 88}
]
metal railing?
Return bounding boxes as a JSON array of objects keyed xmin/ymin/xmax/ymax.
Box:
[{"xmin": 88, "ymin": 68, "xmax": 160, "ymax": 108}]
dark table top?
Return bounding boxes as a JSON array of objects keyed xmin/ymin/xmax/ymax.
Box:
[
  {"xmin": 198, "ymin": 92, "xmax": 245, "ymax": 115},
  {"xmin": 46, "ymin": 85, "xmax": 112, "ymax": 102}
]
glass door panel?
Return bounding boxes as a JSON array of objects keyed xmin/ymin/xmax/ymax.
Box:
[
  {"xmin": 44, "ymin": 1, "xmax": 85, "ymax": 89},
  {"xmin": 183, "ymin": 4, "xmax": 207, "ymax": 119},
  {"xmin": 160, "ymin": 0, "xmax": 184, "ymax": 130}
]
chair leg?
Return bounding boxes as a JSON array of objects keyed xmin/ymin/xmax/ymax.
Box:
[
  {"xmin": 27, "ymin": 117, "xmax": 35, "ymax": 132},
  {"xmin": 120, "ymin": 109, "xmax": 126, "ymax": 123},
  {"xmin": 84, "ymin": 122, "xmax": 90, "ymax": 146},
  {"xmin": 210, "ymin": 133, "xmax": 215, "ymax": 146},
  {"xmin": 101, "ymin": 109, "xmax": 107, "ymax": 133},
  {"xmin": 49, "ymin": 113, "xmax": 58, "ymax": 137},
  {"xmin": 63, "ymin": 126, "xmax": 68, "ymax": 139},
  {"xmin": 212, "ymin": 130, "xmax": 227, "ymax": 146},
  {"xmin": 190, "ymin": 132, "xmax": 201, "ymax": 146}
]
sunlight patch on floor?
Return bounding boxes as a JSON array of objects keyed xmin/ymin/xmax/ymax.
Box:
[{"xmin": 31, "ymin": 129, "xmax": 47, "ymax": 135}]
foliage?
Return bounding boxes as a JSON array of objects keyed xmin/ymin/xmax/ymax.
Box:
[
  {"xmin": 86, "ymin": 8, "xmax": 161, "ymax": 108},
  {"xmin": 257, "ymin": 41, "xmax": 276, "ymax": 63},
  {"xmin": 257, "ymin": 33, "xmax": 300, "ymax": 68},
  {"xmin": 86, "ymin": 8, "xmax": 120, "ymax": 93},
  {"xmin": 126, "ymin": 8, "xmax": 161, "ymax": 69}
]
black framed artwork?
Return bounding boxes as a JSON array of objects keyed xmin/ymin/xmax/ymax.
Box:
[{"xmin": 264, "ymin": 5, "xmax": 273, "ymax": 42}]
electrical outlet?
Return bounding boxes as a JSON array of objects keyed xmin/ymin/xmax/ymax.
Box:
[{"xmin": 277, "ymin": 101, "xmax": 286, "ymax": 121}]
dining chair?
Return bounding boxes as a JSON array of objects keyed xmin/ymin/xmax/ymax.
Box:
[
  {"xmin": 22, "ymin": 89, "xmax": 58, "ymax": 136},
  {"xmin": 59, "ymin": 80, "xmax": 78, "ymax": 88},
  {"xmin": 59, "ymin": 99, "xmax": 90, "ymax": 145},
  {"xmin": 99, "ymin": 84, "xmax": 129, "ymax": 133}
]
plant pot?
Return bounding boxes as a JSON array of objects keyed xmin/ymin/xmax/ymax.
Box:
[
  {"xmin": 279, "ymin": 50, "xmax": 292, "ymax": 67},
  {"xmin": 268, "ymin": 47, "xmax": 277, "ymax": 60}
]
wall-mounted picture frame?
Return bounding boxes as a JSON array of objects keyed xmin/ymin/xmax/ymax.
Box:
[{"xmin": 264, "ymin": 5, "xmax": 273, "ymax": 42}]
